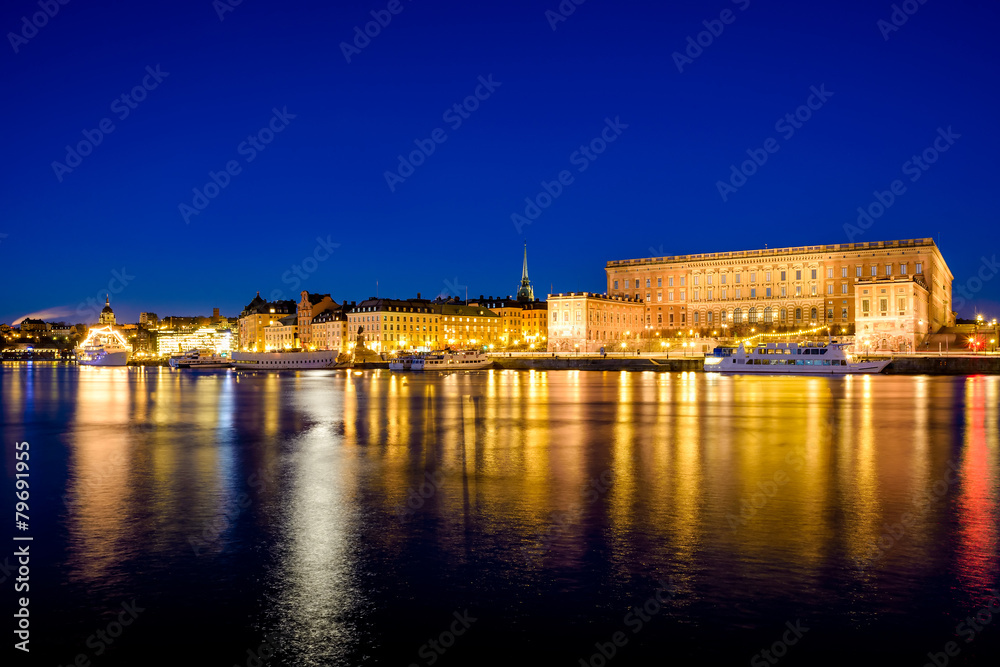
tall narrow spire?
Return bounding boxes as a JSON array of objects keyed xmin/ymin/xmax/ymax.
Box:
[{"xmin": 517, "ymin": 243, "xmax": 534, "ymax": 302}]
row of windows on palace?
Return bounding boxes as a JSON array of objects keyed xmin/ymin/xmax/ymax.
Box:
[
  {"xmin": 612, "ymin": 262, "xmax": 924, "ymax": 291},
  {"xmin": 554, "ymin": 305, "xmax": 861, "ymax": 327}
]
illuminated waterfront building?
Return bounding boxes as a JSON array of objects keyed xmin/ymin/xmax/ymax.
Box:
[
  {"xmin": 310, "ymin": 306, "xmax": 350, "ymax": 352},
  {"xmin": 99, "ymin": 296, "xmax": 116, "ymax": 326},
  {"xmin": 440, "ymin": 302, "xmax": 501, "ymax": 349},
  {"xmin": 605, "ymin": 238, "xmax": 954, "ymax": 346},
  {"xmin": 296, "ymin": 291, "xmax": 339, "ymax": 349},
  {"xmin": 348, "ymin": 296, "xmax": 440, "ymax": 353},
  {"xmin": 156, "ymin": 327, "xmax": 233, "ymax": 356},
  {"xmin": 238, "ymin": 293, "xmax": 296, "ymax": 351},
  {"xmin": 263, "ymin": 315, "xmax": 298, "ymax": 350},
  {"xmin": 547, "ymin": 292, "xmax": 645, "ymax": 353},
  {"xmin": 471, "ymin": 296, "xmax": 548, "ymax": 348}
]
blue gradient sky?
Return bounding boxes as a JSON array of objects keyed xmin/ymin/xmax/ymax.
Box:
[{"xmin": 1, "ymin": 0, "xmax": 998, "ymax": 324}]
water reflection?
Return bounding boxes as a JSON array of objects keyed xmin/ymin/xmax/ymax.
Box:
[{"xmin": 2, "ymin": 364, "xmax": 998, "ymax": 664}]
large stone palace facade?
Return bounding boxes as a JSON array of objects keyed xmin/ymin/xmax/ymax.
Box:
[{"xmin": 605, "ymin": 238, "xmax": 954, "ymax": 351}]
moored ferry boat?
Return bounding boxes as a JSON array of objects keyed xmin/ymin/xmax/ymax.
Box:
[
  {"xmin": 232, "ymin": 350, "xmax": 337, "ymax": 370},
  {"xmin": 422, "ymin": 350, "xmax": 491, "ymax": 371},
  {"xmin": 389, "ymin": 354, "xmax": 424, "ymax": 371},
  {"xmin": 704, "ymin": 341, "xmax": 890, "ymax": 375},
  {"xmin": 75, "ymin": 326, "xmax": 132, "ymax": 366},
  {"xmin": 168, "ymin": 349, "xmax": 233, "ymax": 369}
]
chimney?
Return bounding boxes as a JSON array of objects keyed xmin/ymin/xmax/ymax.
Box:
[{"xmin": 417, "ymin": 292, "xmax": 421, "ymax": 299}]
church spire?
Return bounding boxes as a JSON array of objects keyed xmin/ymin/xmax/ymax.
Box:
[{"xmin": 517, "ymin": 243, "xmax": 534, "ymax": 302}]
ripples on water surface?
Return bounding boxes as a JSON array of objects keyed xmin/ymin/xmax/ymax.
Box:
[{"xmin": 1, "ymin": 365, "xmax": 998, "ymax": 665}]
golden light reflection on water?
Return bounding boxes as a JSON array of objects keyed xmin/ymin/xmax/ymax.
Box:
[
  {"xmin": 6, "ymin": 363, "xmax": 997, "ymax": 660},
  {"xmin": 955, "ymin": 376, "xmax": 1000, "ymax": 597}
]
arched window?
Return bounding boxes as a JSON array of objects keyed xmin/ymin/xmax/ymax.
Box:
[
  {"xmin": 749, "ymin": 307, "xmax": 758, "ymax": 323},
  {"xmin": 810, "ymin": 307, "xmax": 818, "ymax": 321},
  {"xmin": 780, "ymin": 308, "xmax": 787, "ymax": 322},
  {"xmin": 764, "ymin": 307, "xmax": 773, "ymax": 323},
  {"xmin": 733, "ymin": 308, "xmax": 743, "ymax": 323},
  {"xmin": 795, "ymin": 308, "xmax": 802, "ymax": 320}
]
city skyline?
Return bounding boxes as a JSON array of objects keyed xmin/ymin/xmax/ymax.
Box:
[{"xmin": 2, "ymin": 1, "xmax": 999, "ymax": 325}]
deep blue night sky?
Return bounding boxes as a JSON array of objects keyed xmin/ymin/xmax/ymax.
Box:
[{"xmin": 1, "ymin": 0, "xmax": 998, "ymax": 325}]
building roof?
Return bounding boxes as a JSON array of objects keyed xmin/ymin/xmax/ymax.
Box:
[
  {"xmin": 607, "ymin": 238, "xmax": 941, "ymax": 268},
  {"xmin": 441, "ymin": 304, "xmax": 499, "ymax": 318},
  {"xmin": 242, "ymin": 297, "xmax": 296, "ymax": 316},
  {"xmin": 312, "ymin": 308, "xmax": 347, "ymax": 323},
  {"xmin": 350, "ymin": 297, "xmax": 435, "ymax": 313}
]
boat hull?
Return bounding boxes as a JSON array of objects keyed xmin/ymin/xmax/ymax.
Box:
[
  {"xmin": 705, "ymin": 358, "xmax": 890, "ymax": 375},
  {"xmin": 232, "ymin": 350, "xmax": 336, "ymax": 370},
  {"xmin": 76, "ymin": 349, "xmax": 130, "ymax": 366}
]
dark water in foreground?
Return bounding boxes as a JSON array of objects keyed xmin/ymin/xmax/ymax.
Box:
[{"xmin": 1, "ymin": 364, "xmax": 999, "ymax": 666}]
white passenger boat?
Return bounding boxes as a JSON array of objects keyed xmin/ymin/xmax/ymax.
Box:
[
  {"xmin": 168, "ymin": 349, "xmax": 233, "ymax": 369},
  {"xmin": 704, "ymin": 341, "xmax": 890, "ymax": 374},
  {"xmin": 422, "ymin": 350, "xmax": 491, "ymax": 371},
  {"xmin": 75, "ymin": 326, "xmax": 131, "ymax": 366},
  {"xmin": 232, "ymin": 350, "xmax": 337, "ymax": 370},
  {"xmin": 389, "ymin": 354, "xmax": 424, "ymax": 371}
]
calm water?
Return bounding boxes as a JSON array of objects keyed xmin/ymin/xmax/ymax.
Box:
[{"xmin": 2, "ymin": 364, "xmax": 999, "ymax": 665}]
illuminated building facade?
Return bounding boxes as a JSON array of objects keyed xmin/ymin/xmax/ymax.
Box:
[
  {"xmin": 471, "ymin": 296, "xmax": 548, "ymax": 348},
  {"xmin": 606, "ymin": 238, "xmax": 954, "ymax": 339},
  {"xmin": 296, "ymin": 291, "xmax": 339, "ymax": 349},
  {"xmin": 348, "ymin": 297, "xmax": 440, "ymax": 353},
  {"xmin": 99, "ymin": 296, "xmax": 116, "ymax": 326},
  {"xmin": 156, "ymin": 327, "xmax": 233, "ymax": 356},
  {"xmin": 547, "ymin": 292, "xmax": 645, "ymax": 353},
  {"xmin": 263, "ymin": 315, "xmax": 298, "ymax": 350},
  {"xmin": 440, "ymin": 303, "xmax": 501, "ymax": 348},
  {"xmin": 238, "ymin": 293, "xmax": 296, "ymax": 351},
  {"xmin": 310, "ymin": 306, "xmax": 349, "ymax": 352},
  {"xmin": 855, "ymin": 275, "xmax": 932, "ymax": 351}
]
